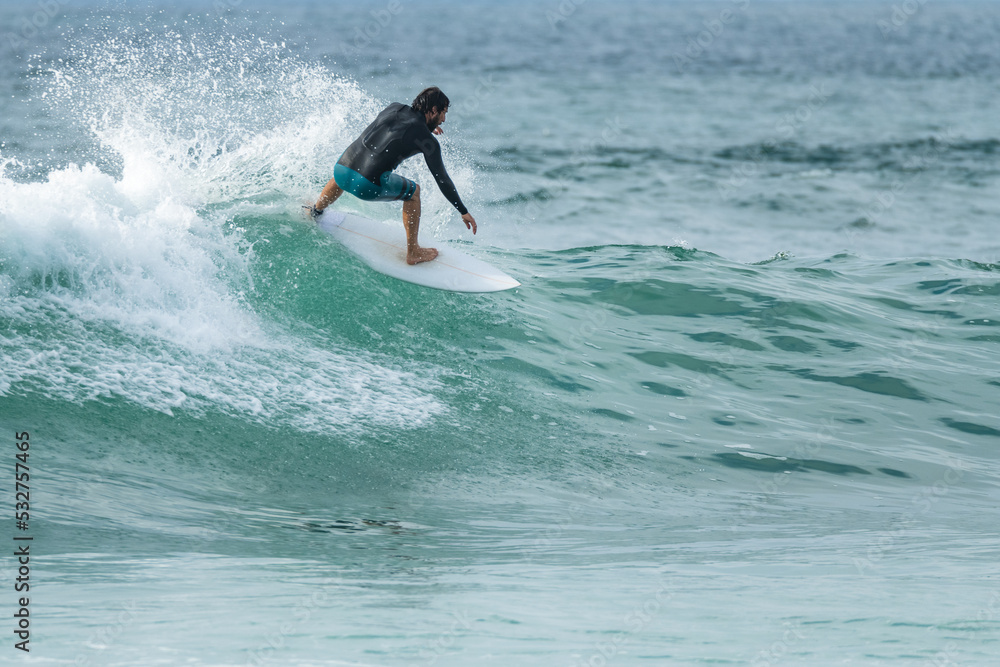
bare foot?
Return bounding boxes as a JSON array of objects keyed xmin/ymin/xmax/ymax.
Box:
[{"xmin": 406, "ymin": 246, "xmax": 438, "ymax": 265}]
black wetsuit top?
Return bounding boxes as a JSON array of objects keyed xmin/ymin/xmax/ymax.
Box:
[{"xmin": 337, "ymin": 102, "xmax": 468, "ymax": 215}]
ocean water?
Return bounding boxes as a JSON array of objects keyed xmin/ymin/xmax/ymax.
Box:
[{"xmin": 1, "ymin": 0, "xmax": 999, "ymax": 665}]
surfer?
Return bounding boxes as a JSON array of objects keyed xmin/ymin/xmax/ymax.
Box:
[{"xmin": 309, "ymin": 87, "xmax": 477, "ymax": 265}]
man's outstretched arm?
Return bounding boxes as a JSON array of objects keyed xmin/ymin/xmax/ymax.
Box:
[{"xmin": 420, "ymin": 136, "xmax": 476, "ymax": 233}]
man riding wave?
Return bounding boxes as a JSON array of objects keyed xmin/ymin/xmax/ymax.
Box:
[{"xmin": 310, "ymin": 86, "xmax": 477, "ymax": 265}]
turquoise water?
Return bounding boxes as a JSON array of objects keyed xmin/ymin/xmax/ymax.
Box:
[{"xmin": 2, "ymin": 1, "xmax": 999, "ymax": 665}]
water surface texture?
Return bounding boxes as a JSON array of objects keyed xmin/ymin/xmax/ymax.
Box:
[{"xmin": 1, "ymin": 1, "xmax": 999, "ymax": 665}]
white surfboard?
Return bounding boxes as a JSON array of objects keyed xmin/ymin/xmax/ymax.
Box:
[{"xmin": 316, "ymin": 210, "xmax": 520, "ymax": 293}]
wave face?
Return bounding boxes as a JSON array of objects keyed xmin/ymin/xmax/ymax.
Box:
[{"xmin": 1, "ymin": 3, "xmax": 999, "ymax": 666}]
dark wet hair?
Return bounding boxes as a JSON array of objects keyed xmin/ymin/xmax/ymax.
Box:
[{"xmin": 411, "ymin": 87, "xmax": 450, "ymax": 114}]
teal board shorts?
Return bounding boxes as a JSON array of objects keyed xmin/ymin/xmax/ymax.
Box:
[{"xmin": 334, "ymin": 163, "xmax": 417, "ymax": 202}]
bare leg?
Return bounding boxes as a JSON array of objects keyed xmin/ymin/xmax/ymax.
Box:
[
  {"xmin": 315, "ymin": 177, "xmax": 344, "ymax": 212},
  {"xmin": 402, "ymin": 185, "xmax": 438, "ymax": 265}
]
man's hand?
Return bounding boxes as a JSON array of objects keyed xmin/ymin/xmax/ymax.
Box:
[
  {"xmin": 433, "ymin": 127, "xmax": 444, "ymax": 135},
  {"xmin": 462, "ymin": 213, "xmax": 477, "ymax": 235}
]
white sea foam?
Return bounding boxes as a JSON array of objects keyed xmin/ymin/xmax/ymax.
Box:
[
  {"xmin": 0, "ymin": 30, "xmax": 449, "ymax": 432},
  {"xmin": 0, "ymin": 158, "xmax": 444, "ymax": 431}
]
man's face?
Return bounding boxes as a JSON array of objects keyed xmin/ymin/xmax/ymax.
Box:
[{"xmin": 427, "ymin": 106, "xmax": 447, "ymax": 131}]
